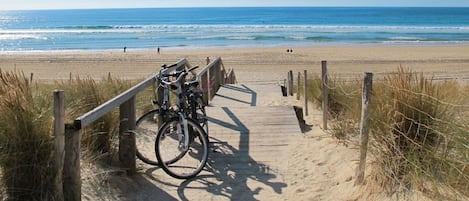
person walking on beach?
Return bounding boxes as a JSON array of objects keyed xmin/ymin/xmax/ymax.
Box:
[
  {"xmin": 206, "ymin": 56, "xmax": 210, "ymax": 65},
  {"xmin": 124, "ymin": 46, "xmax": 127, "ymax": 53},
  {"xmin": 157, "ymin": 47, "xmax": 160, "ymax": 54}
]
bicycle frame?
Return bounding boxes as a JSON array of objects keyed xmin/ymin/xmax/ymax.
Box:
[{"xmin": 157, "ymin": 68, "xmax": 192, "ymax": 150}]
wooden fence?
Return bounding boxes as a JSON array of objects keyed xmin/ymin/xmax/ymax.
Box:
[
  {"xmin": 285, "ymin": 61, "xmax": 373, "ymax": 186},
  {"xmin": 52, "ymin": 57, "xmax": 235, "ymax": 201},
  {"xmin": 197, "ymin": 56, "xmax": 237, "ymax": 104}
]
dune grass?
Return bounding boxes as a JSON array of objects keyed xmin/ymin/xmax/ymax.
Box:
[
  {"xmin": 0, "ymin": 70, "xmax": 56, "ymax": 200},
  {"xmin": 0, "ymin": 70, "xmax": 153, "ymax": 200},
  {"xmin": 300, "ymin": 67, "xmax": 469, "ymax": 199}
]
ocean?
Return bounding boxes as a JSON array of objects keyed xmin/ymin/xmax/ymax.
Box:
[{"xmin": 0, "ymin": 7, "xmax": 469, "ymax": 52}]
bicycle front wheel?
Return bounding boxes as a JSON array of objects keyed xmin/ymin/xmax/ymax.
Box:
[{"xmin": 155, "ymin": 117, "xmax": 209, "ymax": 179}]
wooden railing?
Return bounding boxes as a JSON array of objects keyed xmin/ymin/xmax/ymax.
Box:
[
  {"xmin": 52, "ymin": 57, "xmax": 235, "ymax": 201},
  {"xmin": 197, "ymin": 56, "xmax": 237, "ymax": 104}
]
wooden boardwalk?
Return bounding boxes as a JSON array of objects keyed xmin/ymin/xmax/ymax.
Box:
[{"xmin": 129, "ymin": 83, "xmax": 302, "ymax": 201}]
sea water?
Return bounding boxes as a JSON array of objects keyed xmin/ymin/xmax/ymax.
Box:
[{"xmin": 0, "ymin": 7, "xmax": 468, "ymax": 52}]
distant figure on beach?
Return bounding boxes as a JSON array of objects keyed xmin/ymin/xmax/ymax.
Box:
[
  {"xmin": 157, "ymin": 47, "xmax": 160, "ymax": 54},
  {"xmin": 206, "ymin": 56, "xmax": 210, "ymax": 65},
  {"xmin": 124, "ymin": 46, "xmax": 126, "ymax": 53},
  {"xmin": 286, "ymin": 49, "xmax": 290, "ymax": 53}
]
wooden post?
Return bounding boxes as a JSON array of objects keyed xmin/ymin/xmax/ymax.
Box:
[
  {"xmin": 53, "ymin": 90, "xmax": 65, "ymax": 201},
  {"xmin": 119, "ymin": 96, "xmax": 137, "ymax": 175},
  {"xmin": 69, "ymin": 72, "xmax": 72, "ymax": 81},
  {"xmin": 30, "ymin": 73, "xmax": 34, "ymax": 82},
  {"xmin": 207, "ymin": 68, "xmax": 212, "ymax": 102},
  {"xmin": 321, "ymin": 61, "xmax": 328, "ymax": 130},
  {"xmin": 156, "ymin": 79, "xmax": 164, "ymax": 128},
  {"xmin": 355, "ymin": 72, "xmax": 373, "ymax": 186},
  {"xmin": 304, "ymin": 70, "xmax": 308, "ymax": 116},
  {"xmin": 288, "ymin": 70, "xmax": 294, "ymax": 96},
  {"xmin": 297, "ymin": 72, "xmax": 300, "ymax": 100},
  {"xmin": 63, "ymin": 125, "xmax": 81, "ymax": 201}
]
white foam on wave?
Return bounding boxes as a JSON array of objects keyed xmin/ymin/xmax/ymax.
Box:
[{"xmin": 0, "ymin": 34, "xmax": 47, "ymax": 40}]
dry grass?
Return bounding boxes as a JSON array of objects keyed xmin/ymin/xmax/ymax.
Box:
[
  {"xmin": 0, "ymin": 71, "xmax": 151, "ymax": 200},
  {"xmin": 367, "ymin": 68, "xmax": 469, "ymax": 199},
  {"xmin": 303, "ymin": 67, "xmax": 469, "ymax": 199},
  {"xmin": 0, "ymin": 70, "xmax": 56, "ymax": 200}
]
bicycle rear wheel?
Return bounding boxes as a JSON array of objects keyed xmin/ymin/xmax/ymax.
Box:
[
  {"xmin": 190, "ymin": 95, "xmax": 208, "ymax": 136},
  {"xmin": 135, "ymin": 109, "xmax": 161, "ymax": 166},
  {"xmin": 155, "ymin": 117, "xmax": 209, "ymax": 179}
]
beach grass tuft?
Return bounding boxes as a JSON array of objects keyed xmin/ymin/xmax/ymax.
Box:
[
  {"xmin": 0, "ymin": 70, "xmax": 57, "ymax": 200},
  {"xmin": 56, "ymin": 75, "xmax": 134, "ymax": 160},
  {"xmin": 369, "ymin": 67, "xmax": 469, "ymax": 199},
  {"xmin": 303, "ymin": 67, "xmax": 469, "ymax": 199}
]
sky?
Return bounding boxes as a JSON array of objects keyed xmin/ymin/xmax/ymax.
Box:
[{"xmin": 2, "ymin": 0, "xmax": 469, "ymax": 10}]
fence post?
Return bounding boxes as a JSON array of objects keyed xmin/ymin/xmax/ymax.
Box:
[
  {"xmin": 355, "ymin": 72, "xmax": 373, "ymax": 186},
  {"xmin": 321, "ymin": 61, "xmax": 328, "ymax": 130},
  {"xmin": 30, "ymin": 73, "xmax": 34, "ymax": 82},
  {"xmin": 53, "ymin": 90, "xmax": 65, "ymax": 201},
  {"xmin": 119, "ymin": 96, "xmax": 137, "ymax": 175},
  {"xmin": 288, "ymin": 70, "xmax": 294, "ymax": 96},
  {"xmin": 297, "ymin": 72, "xmax": 300, "ymax": 100},
  {"xmin": 63, "ymin": 125, "xmax": 81, "ymax": 201},
  {"xmin": 304, "ymin": 70, "xmax": 308, "ymax": 116}
]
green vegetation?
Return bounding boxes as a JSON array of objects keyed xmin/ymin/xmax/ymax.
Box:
[{"xmin": 302, "ymin": 67, "xmax": 469, "ymax": 199}]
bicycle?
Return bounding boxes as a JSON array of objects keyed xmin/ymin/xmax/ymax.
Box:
[{"xmin": 135, "ymin": 64, "xmax": 209, "ymax": 179}]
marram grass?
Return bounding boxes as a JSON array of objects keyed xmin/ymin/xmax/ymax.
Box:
[
  {"xmin": 0, "ymin": 70, "xmax": 56, "ymax": 200},
  {"xmin": 302, "ymin": 67, "xmax": 469, "ymax": 199}
]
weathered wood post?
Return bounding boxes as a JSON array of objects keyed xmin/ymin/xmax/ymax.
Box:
[
  {"xmin": 297, "ymin": 72, "xmax": 300, "ymax": 100},
  {"xmin": 63, "ymin": 124, "xmax": 81, "ymax": 201},
  {"xmin": 119, "ymin": 96, "xmax": 137, "ymax": 175},
  {"xmin": 321, "ymin": 61, "xmax": 328, "ymax": 130},
  {"xmin": 53, "ymin": 90, "xmax": 65, "ymax": 201},
  {"xmin": 288, "ymin": 70, "xmax": 294, "ymax": 96},
  {"xmin": 355, "ymin": 72, "xmax": 373, "ymax": 186},
  {"xmin": 156, "ymin": 78, "xmax": 164, "ymax": 128},
  {"xmin": 30, "ymin": 73, "xmax": 34, "ymax": 82},
  {"xmin": 304, "ymin": 70, "xmax": 308, "ymax": 116}
]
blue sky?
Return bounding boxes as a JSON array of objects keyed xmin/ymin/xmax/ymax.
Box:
[{"xmin": 2, "ymin": 0, "xmax": 469, "ymax": 10}]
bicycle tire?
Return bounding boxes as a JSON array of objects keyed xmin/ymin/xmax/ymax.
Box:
[
  {"xmin": 195, "ymin": 96, "xmax": 209, "ymax": 136},
  {"xmin": 189, "ymin": 94, "xmax": 208, "ymax": 136},
  {"xmin": 155, "ymin": 117, "xmax": 209, "ymax": 179},
  {"xmin": 135, "ymin": 109, "xmax": 161, "ymax": 166}
]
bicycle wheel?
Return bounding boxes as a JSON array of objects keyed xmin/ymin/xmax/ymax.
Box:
[
  {"xmin": 135, "ymin": 109, "xmax": 161, "ymax": 166},
  {"xmin": 190, "ymin": 94, "xmax": 208, "ymax": 136},
  {"xmin": 155, "ymin": 117, "xmax": 209, "ymax": 179}
]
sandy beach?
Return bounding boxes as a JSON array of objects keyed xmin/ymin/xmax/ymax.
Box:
[
  {"xmin": 2, "ymin": 45, "xmax": 468, "ymax": 200},
  {"xmin": 1, "ymin": 45, "xmax": 469, "ymax": 83}
]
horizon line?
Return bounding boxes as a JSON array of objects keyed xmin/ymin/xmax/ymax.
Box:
[{"xmin": 2, "ymin": 5, "xmax": 469, "ymax": 11}]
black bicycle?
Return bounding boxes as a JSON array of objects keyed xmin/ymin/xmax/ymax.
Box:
[{"xmin": 135, "ymin": 64, "xmax": 209, "ymax": 179}]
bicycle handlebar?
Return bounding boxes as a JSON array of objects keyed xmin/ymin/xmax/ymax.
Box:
[{"xmin": 158, "ymin": 65, "xmax": 199, "ymax": 86}]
